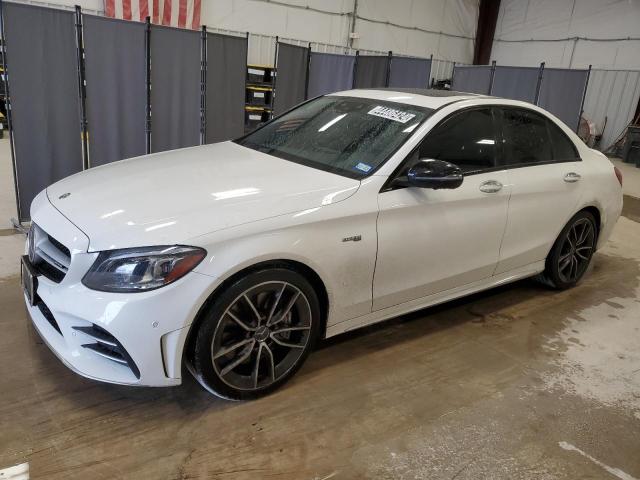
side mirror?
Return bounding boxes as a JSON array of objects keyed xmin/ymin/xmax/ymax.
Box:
[{"xmin": 407, "ymin": 159, "xmax": 463, "ymax": 190}]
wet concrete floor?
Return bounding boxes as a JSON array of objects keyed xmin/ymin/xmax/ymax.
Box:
[{"xmin": 1, "ymin": 215, "xmax": 639, "ymax": 479}]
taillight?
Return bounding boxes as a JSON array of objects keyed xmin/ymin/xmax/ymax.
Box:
[{"xmin": 614, "ymin": 166, "xmax": 623, "ymax": 187}]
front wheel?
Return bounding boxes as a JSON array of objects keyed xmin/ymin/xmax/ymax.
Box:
[
  {"xmin": 191, "ymin": 268, "xmax": 321, "ymax": 400},
  {"xmin": 539, "ymin": 211, "xmax": 597, "ymax": 289}
]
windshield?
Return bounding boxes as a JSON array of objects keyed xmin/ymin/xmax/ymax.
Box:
[{"xmin": 235, "ymin": 96, "xmax": 433, "ymax": 179}]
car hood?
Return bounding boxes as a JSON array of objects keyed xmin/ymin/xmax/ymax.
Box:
[{"xmin": 47, "ymin": 141, "xmax": 360, "ymax": 252}]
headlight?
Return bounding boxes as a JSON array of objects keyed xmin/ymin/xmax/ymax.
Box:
[{"xmin": 82, "ymin": 246, "xmax": 206, "ymax": 293}]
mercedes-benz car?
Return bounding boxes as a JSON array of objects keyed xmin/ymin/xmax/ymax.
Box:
[{"xmin": 22, "ymin": 89, "xmax": 623, "ymax": 400}]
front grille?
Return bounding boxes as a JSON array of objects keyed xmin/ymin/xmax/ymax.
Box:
[
  {"xmin": 35, "ymin": 296, "xmax": 62, "ymax": 335},
  {"xmin": 73, "ymin": 325, "xmax": 140, "ymax": 379},
  {"xmin": 28, "ymin": 224, "xmax": 71, "ymax": 283}
]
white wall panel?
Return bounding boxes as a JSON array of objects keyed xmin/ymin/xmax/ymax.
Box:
[
  {"xmin": 201, "ymin": 0, "xmax": 349, "ymax": 46},
  {"xmin": 570, "ymin": 0, "xmax": 640, "ymax": 40},
  {"xmin": 353, "ymin": 0, "xmax": 477, "ymax": 61},
  {"xmin": 352, "ymin": 21, "xmax": 474, "ymax": 62},
  {"xmin": 442, "ymin": 0, "xmax": 479, "ymax": 38},
  {"xmin": 202, "ymin": 0, "xmax": 478, "ymax": 64},
  {"xmin": 357, "ymin": 0, "xmax": 416, "ymax": 27},
  {"xmin": 436, "ymin": 35, "xmax": 474, "ymax": 64},
  {"xmin": 571, "ymin": 41, "xmax": 640, "ymax": 71},
  {"xmin": 492, "ymin": 0, "xmax": 640, "ymax": 69},
  {"xmin": 356, "ymin": 0, "xmax": 476, "ymax": 36},
  {"xmin": 352, "ymin": 21, "xmax": 437, "ymax": 57},
  {"xmin": 490, "ymin": 40, "xmax": 571, "ymax": 68},
  {"xmin": 496, "ymin": 0, "xmax": 574, "ymax": 40}
]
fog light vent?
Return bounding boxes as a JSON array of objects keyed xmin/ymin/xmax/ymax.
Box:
[{"xmin": 73, "ymin": 325, "xmax": 141, "ymax": 379}]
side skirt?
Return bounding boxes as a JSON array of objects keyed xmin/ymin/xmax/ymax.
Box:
[{"xmin": 325, "ymin": 261, "xmax": 545, "ymax": 338}]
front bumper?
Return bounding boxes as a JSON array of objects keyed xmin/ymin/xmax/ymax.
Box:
[
  {"xmin": 25, "ymin": 192, "xmax": 214, "ymax": 387},
  {"xmin": 25, "ymin": 271, "xmax": 214, "ymax": 386}
]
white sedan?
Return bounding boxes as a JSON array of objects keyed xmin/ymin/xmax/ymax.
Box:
[{"xmin": 23, "ymin": 89, "xmax": 623, "ymax": 400}]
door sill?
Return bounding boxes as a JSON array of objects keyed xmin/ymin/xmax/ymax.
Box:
[{"xmin": 326, "ymin": 260, "xmax": 545, "ymax": 338}]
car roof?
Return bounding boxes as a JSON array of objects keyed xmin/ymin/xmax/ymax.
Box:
[{"xmin": 331, "ymin": 88, "xmax": 483, "ymax": 110}]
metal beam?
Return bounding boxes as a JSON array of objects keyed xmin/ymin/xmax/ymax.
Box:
[
  {"xmin": 473, "ymin": 0, "xmax": 501, "ymax": 65},
  {"xmin": 348, "ymin": 0, "xmax": 358, "ymax": 49}
]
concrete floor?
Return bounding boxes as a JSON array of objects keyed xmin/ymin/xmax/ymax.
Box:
[{"xmin": 1, "ymin": 136, "xmax": 640, "ymax": 479}]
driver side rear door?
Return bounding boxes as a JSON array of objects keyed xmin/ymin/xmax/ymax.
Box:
[{"xmin": 372, "ymin": 107, "xmax": 510, "ymax": 310}]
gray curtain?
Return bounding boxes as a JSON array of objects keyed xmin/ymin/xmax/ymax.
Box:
[
  {"xmin": 388, "ymin": 56, "xmax": 431, "ymax": 89},
  {"xmin": 84, "ymin": 15, "xmax": 146, "ymax": 167},
  {"xmin": 491, "ymin": 66, "xmax": 539, "ymax": 102},
  {"xmin": 206, "ymin": 33, "xmax": 247, "ymax": 143},
  {"xmin": 354, "ymin": 55, "xmax": 389, "ymax": 88},
  {"xmin": 451, "ymin": 65, "xmax": 492, "ymax": 94},
  {"xmin": 3, "ymin": 3, "xmax": 82, "ymax": 221},
  {"xmin": 273, "ymin": 42, "xmax": 309, "ymax": 115},
  {"xmin": 537, "ymin": 68, "xmax": 589, "ymax": 131},
  {"xmin": 150, "ymin": 25, "xmax": 200, "ymax": 153},
  {"xmin": 307, "ymin": 52, "xmax": 355, "ymax": 98}
]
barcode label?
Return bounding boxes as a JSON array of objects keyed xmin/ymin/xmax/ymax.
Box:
[{"xmin": 368, "ymin": 106, "xmax": 416, "ymax": 124}]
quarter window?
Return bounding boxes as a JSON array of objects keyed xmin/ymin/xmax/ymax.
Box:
[
  {"xmin": 415, "ymin": 108, "xmax": 497, "ymax": 174},
  {"xmin": 547, "ymin": 120, "xmax": 579, "ymax": 160}
]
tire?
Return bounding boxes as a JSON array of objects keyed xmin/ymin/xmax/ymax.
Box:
[
  {"xmin": 538, "ymin": 210, "xmax": 598, "ymax": 290},
  {"xmin": 191, "ymin": 268, "xmax": 321, "ymax": 400}
]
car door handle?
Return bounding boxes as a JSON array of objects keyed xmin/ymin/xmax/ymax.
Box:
[
  {"xmin": 479, "ymin": 180, "xmax": 503, "ymax": 193},
  {"xmin": 564, "ymin": 172, "xmax": 581, "ymax": 183}
]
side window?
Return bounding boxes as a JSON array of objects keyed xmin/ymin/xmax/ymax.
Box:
[
  {"xmin": 500, "ymin": 108, "xmax": 552, "ymax": 166},
  {"xmin": 417, "ymin": 108, "xmax": 497, "ymax": 174},
  {"xmin": 547, "ymin": 120, "xmax": 579, "ymax": 161}
]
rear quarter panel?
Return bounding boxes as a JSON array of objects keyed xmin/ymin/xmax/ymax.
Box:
[{"xmin": 578, "ymin": 149, "xmax": 623, "ymax": 249}]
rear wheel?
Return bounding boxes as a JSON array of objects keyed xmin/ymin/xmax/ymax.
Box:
[
  {"xmin": 191, "ymin": 268, "xmax": 321, "ymax": 400},
  {"xmin": 538, "ymin": 210, "xmax": 597, "ymax": 289}
]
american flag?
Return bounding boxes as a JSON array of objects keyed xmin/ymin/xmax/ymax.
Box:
[{"xmin": 104, "ymin": 0, "xmax": 202, "ymax": 30}]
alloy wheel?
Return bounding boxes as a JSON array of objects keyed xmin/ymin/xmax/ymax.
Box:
[
  {"xmin": 210, "ymin": 281, "xmax": 313, "ymax": 391},
  {"xmin": 557, "ymin": 218, "xmax": 595, "ymax": 283}
]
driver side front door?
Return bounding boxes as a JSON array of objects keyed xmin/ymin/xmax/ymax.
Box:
[{"xmin": 373, "ymin": 107, "xmax": 510, "ymax": 310}]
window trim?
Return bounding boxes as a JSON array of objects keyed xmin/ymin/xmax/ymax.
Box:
[
  {"xmin": 495, "ymin": 106, "xmax": 581, "ymax": 169},
  {"xmin": 381, "ymin": 105, "xmax": 500, "ymax": 193}
]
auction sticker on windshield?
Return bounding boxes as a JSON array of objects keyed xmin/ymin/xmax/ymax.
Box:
[
  {"xmin": 355, "ymin": 162, "xmax": 372, "ymax": 173},
  {"xmin": 368, "ymin": 106, "xmax": 416, "ymax": 124}
]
